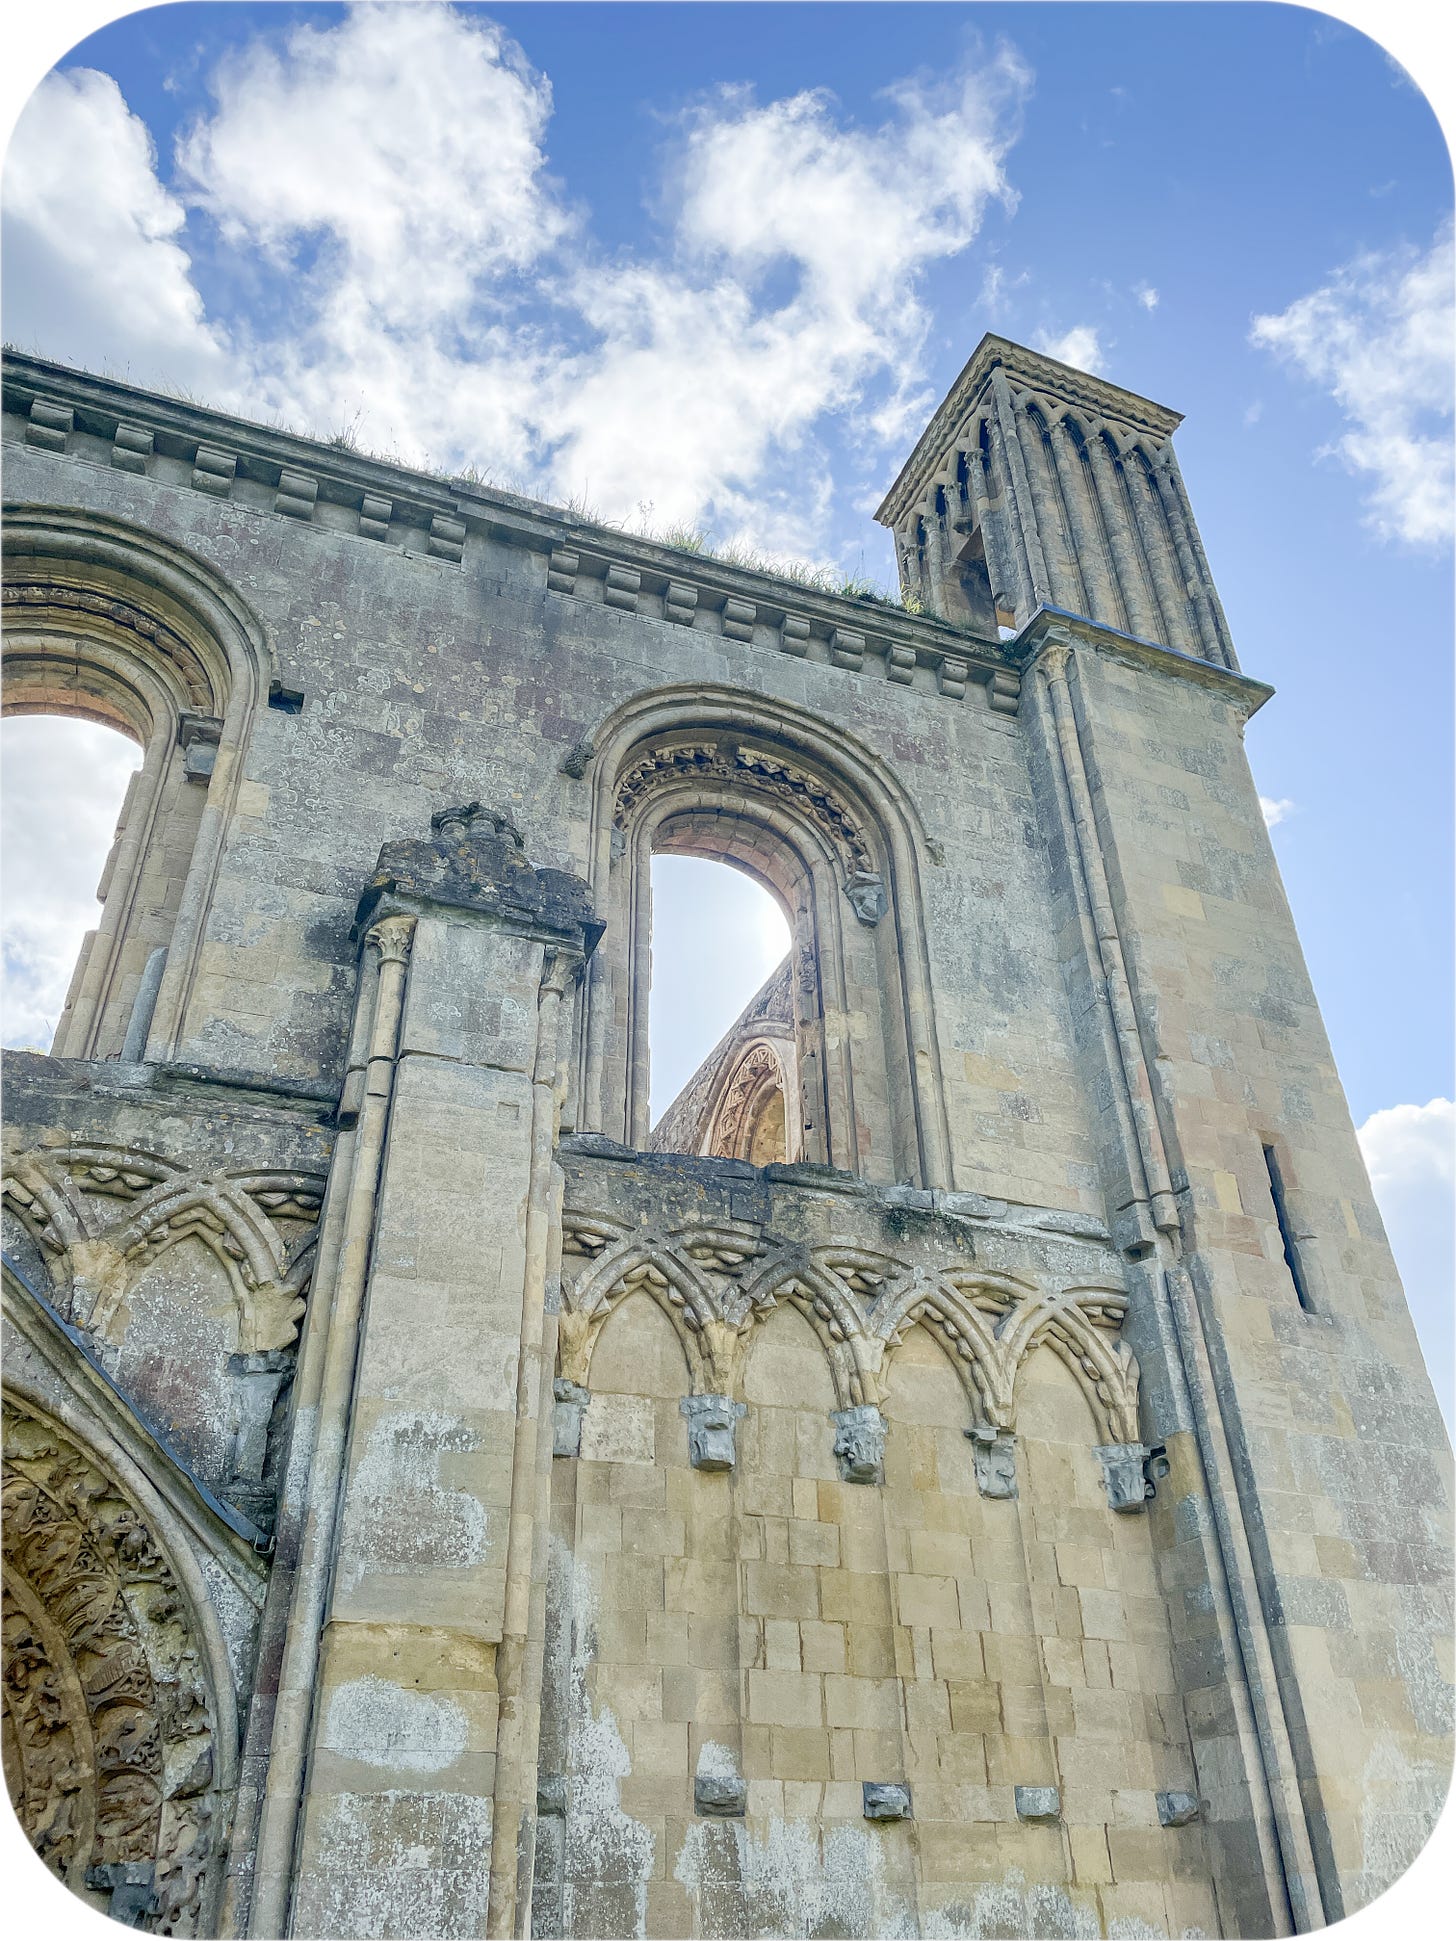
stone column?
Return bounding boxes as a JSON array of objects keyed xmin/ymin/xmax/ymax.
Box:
[
  {"xmin": 1122, "ymin": 449, "xmax": 1197, "ymax": 654},
  {"xmin": 254, "ymin": 806, "xmax": 599, "ymax": 1939},
  {"xmin": 962, "ymin": 438, "xmax": 1023, "ymax": 623},
  {"xmin": 1047, "ymin": 416, "xmax": 1121, "ymax": 630},
  {"xmin": 1083, "ymin": 427, "xmax": 1161, "ymax": 642},
  {"xmin": 989, "ymin": 365, "xmax": 1052, "ymax": 607},
  {"xmin": 1157, "ymin": 447, "xmax": 1239, "ymax": 669}
]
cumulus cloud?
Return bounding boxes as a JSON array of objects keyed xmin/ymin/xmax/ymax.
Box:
[
  {"xmin": 1250, "ymin": 221, "xmax": 1454, "ymax": 548},
  {"xmin": 1259, "ymin": 795, "xmax": 1296, "ymax": 828},
  {"xmin": 2, "ymin": 66, "xmax": 231, "ymax": 390},
  {"xmin": 3, "ymin": 2, "xmax": 1031, "ymax": 541},
  {"xmin": 1, "ymin": 718, "xmax": 141, "ymax": 1050},
  {"xmin": 1135, "ymin": 283, "xmax": 1159, "ymax": 310},
  {"xmin": 1357, "ymin": 1098, "xmax": 1454, "ymax": 1429},
  {"xmin": 1033, "ymin": 323, "xmax": 1105, "ymax": 372}
]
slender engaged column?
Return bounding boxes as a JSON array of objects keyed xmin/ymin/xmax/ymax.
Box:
[{"xmin": 247, "ymin": 915, "xmax": 414, "ymax": 1939}]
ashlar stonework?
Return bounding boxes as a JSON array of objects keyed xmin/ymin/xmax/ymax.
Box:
[{"xmin": 1, "ymin": 333, "xmax": 1450, "ymax": 1939}]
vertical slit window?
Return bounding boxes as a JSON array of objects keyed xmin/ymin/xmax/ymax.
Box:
[{"xmin": 1264, "ymin": 1144, "xmax": 1314, "ymax": 1312}]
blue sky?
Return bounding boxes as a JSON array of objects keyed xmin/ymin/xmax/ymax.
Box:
[{"xmin": 1, "ymin": 2, "xmax": 1452, "ymax": 1425}]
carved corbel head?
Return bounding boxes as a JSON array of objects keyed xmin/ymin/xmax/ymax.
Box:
[{"xmin": 556, "ymin": 1307, "xmax": 596, "ymax": 1390}]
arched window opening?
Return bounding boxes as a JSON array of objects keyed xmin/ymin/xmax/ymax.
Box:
[
  {"xmin": 645, "ymin": 856, "xmax": 795, "ymax": 1162},
  {"xmin": 3, "ymin": 508, "xmax": 266, "ymax": 1066},
  {"xmin": 1, "ymin": 716, "xmax": 141, "ymax": 1050},
  {"xmin": 580, "ymin": 693, "xmax": 952, "ymax": 1189}
]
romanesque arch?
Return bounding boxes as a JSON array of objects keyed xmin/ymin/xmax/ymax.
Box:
[
  {"xmin": 2, "ymin": 1390, "xmax": 237, "ymax": 1933},
  {"xmin": 575, "ymin": 685, "xmax": 951, "ymax": 1188},
  {"xmin": 2, "ymin": 506, "xmax": 270, "ymax": 1061}
]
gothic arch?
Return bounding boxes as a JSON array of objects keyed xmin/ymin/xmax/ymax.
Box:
[
  {"xmin": 576, "ymin": 685, "xmax": 951, "ymax": 1188},
  {"xmin": 699, "ymin": 1037, "xmax": 794, "ymax": 1164},
  {"xmin": 2, "ymin": 1387, "xmax": 238, "ymax": 1933},
  {"xmin": 2, "ymin": 505, "xmax": 270, "ymax": 1062},
  {"xmin": 3, "ymin": 1145, "xmax": 321, "ymax": 1355}
]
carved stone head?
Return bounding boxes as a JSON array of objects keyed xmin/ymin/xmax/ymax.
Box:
[{"xmin": 679, "ymin": 1393, "xmax": 746, "ymax": 1472}]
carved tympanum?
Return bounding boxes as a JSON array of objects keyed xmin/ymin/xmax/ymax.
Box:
[{"xmin": 2, "ymin": 1400, "xmax": 220, "ymax": 1933}]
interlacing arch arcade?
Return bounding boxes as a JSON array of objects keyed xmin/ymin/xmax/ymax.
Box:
[{"xmin": 555, "ymin": 1212, "xmax": 1144, "ymax": 1496}]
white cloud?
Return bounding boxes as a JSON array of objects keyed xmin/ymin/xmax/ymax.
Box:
[
  {"xmin": 1259, "ymin": 795, "xmax": 1296, "ymax": 828},
  {"xmin": 547, "ymin": 54, "xmax": 1030, "ymax": 526},
  {"xmin": 1, "ymin": 718, "xmax": 141, "ymax": 1050},
  {"xmin": 1243, "ymin": 399, "xmax": 1264, "ymax": 427},
  {"xmin": 1357, "ymin": 1098, "xmax": 1454, "ymax": 1430},
  {"xmin": 1250, "ymin": 221, "xmax": 1454, "ymax": 548},
  {"xmin": 1032, "ymin": 323, "xmax": 1105, "ymax": 372},
  {"xmin": 2, "ymin": 66, "xmax": 231, "ymax": 390},
  {"xmin": 3, "ymin": 3, "xmax": 1032, "ymax": 544},
  {"xmin": 1135, "ymin": 284, "xmax": 1159, "ymax": 310}
]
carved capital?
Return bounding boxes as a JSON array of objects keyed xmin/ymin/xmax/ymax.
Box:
[
  {"xmin": 366, "ymin": 914, "xmax": 415, "ymax": 966},
  {"xmin": 1036, "ymin": 638, "xmax": 1073, "ymax": 683}
]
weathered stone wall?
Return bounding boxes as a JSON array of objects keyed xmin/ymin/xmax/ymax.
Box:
[
  {"xmin": 2, "ymin": 346, "xmax": 1450, "ymax": 1940},
  {"xmin": 539, "ymin": 1144, "xmax": 1216, "ymax": 1938}
]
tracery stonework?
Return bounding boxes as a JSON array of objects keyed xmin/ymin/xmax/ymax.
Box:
[
  {"xmin": 2, "ymin": 1400, "xmax": 219, "ymax": 1933},
  {"xmin": 2, "ymin": 335, "xmax": 1449, "ymax": 1940}
]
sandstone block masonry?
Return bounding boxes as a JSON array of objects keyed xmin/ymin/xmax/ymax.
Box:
[{"xmin": 2, "ymin": 336, "xmax": 1450, "ymax": 1939}]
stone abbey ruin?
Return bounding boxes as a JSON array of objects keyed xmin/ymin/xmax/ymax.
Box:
[{"xmin": 1, "ymin": 334, "xmax": 1450, "ymax": 1938}]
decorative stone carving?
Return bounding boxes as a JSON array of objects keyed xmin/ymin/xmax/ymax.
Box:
[
  {"xmin": 845, "ymin": 868, "xmax": 888, "ymax": 926},
  {"xmin": 612, "ymin": 742, "xmax": 875, "ymax": 879},
  {"xmin": 2, "ymin": 1399, "xmax": 221, "ymax": 1933},
  {"xmin": 274, "ymin": 470, "xmax": 318, "ymax": 522},
  {"xmin": 428, "ymin": 514, "xmax": 466, "ymax": 563},
  {"xmin": 832, "ymin": 1404, "xmax": 886, "ymax": 1485},
  {"xmin": 967, "ymin": 1425, "xmax": 1018, "ymax": 1500},
  {"xmin": 552, "ymin": 1379, "xmax": 590, "ymax": 1460},
  {"xmin": 2, "ymin": 582, "xmax": 214, "ymax": 711},
  {"xmin": 87, "ymin": 1861, "xmax": 159, "ymax": 1926},
  {"xmin": 679, "ymin": 1394, "xmax": 746, "ymax": 1473},
  {"xmin": 546, "ymin": 547, "xmax": 579, "ymax": 594},
  {"xmin": 556, "ymin": 1223, "xmax": 1144, "ymax": 1487},
  {"xmin": 1015, "ymin": 1785, "xmax": 1060, "ymax": 1823},
  {"xmin": 358, "ymin": 493, "xmax": 393, "ymax": 540},
  {"xmin": 3, "ymin": 1146, "xmax": 324, "ymax": 1357},
  {"xmin": 663, "ymin": 582, "xmax": 698, "ymax": 626},
  {"xmin": 1095, "ymin": 1441, "xmax": 1152, "ymax": 1513},
  {"xmin": 721, "ymin": 598, "xmax": 755, "ymax": 642},
  {"xmin": 862, "ymin": 1782, "xmax": 912, "ymax": 1821},
  {"xmin": 988, "ymin": 668, "xmax": 1022, "ymax": 715},
  {"xmin": 190, "ymin": 446, "xmax": 236, "ymax": 498},
  {"xmin": 26, "ymin": 398, "xmax": 73, "ymax": 451},
  {"xmin": 938, "ymin": 656, "xmax": 969, "ymax": 699},
  {"xmin": 177, "ymin": 713, "xmax": 222, "ymax": 784},
  {"xmin": 111, "ymin": 425, "xmax": 155, "ymax": 476},
  {"xmin": 694, "ymin": 1771, "xmax": 746, "ymax": 1816},
  {"xmin": 779, "ymin": 614, "xmax": 810, "ymax": 656},
  {"xmin": 1157, "ymin": 1791, "xmax": 1201, "ymax": 1827},
  {"xmin": 886, "ymin": 643, "xmax": 916, "ymax": 685},
  {"xmin": 604, "ymin": 564, "xmax": 641, "ymax": 611}
]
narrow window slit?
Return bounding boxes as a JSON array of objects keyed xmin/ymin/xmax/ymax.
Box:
[{"xmin": 1263, "ymin": 1143, "xmax": 1314, "ymax": 1312}]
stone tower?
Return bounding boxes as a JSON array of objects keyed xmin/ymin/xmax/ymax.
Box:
[{"xmin": 1, "ymin": 338, "xmax": 1449, "ymax": 1941}]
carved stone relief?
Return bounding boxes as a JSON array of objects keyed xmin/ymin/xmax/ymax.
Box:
[{"xmin": 2, "ymin": 1399, "xmax": 222, "ymax": 1933}]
